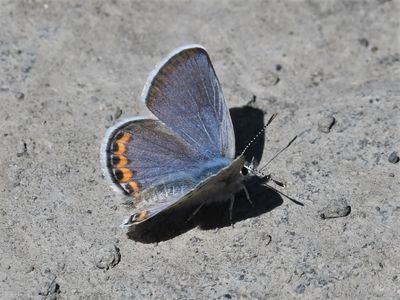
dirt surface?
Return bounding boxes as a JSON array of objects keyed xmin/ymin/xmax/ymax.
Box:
[{"xmin": 1, "ymin": 1, "xmax": 399, "ymax": 299}]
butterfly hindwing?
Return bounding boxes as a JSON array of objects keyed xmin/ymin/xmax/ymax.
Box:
[
  {"xmin": 124, "ymin": 155, "xmax": 246, "ymax": 226},
  {"xmin": 101, "ymin": 117, "xmax": 231, "ymax": 200}
]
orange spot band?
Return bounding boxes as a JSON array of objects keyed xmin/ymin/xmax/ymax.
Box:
[
  {"xmin": 116, "ymin": 155, "xmax": 128, "ymax": 168},
  {"xmin": 128, "ymin": 181, "xmax": 140, "ymax": 194},
  {"xmin": 114, "ymin": 132, "xmax": 131, "ymax": 155},
  {"xmin": 119, "ymin": 168, "xmax": 133, "ymax": 183},
  {"xmin": 115, "ymin": 142, "xmax": 126, "ymax": 155},
  {"xmin": 135, "ymin": 210, "xmax": 147, "ymax": 221},
  {"xmin": 118, "ymin": 132, "xmax": 131, "ymax": 143}
]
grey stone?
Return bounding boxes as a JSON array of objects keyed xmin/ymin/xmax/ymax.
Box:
[
  {"xmin": 388, "ymin": 151, "xmax": 399, "ymax": 164},
  {"xmin": 95, "ymin": 244, "xmax": 121, "ymax": 270},
  {"xmin": 318, "ymin": 115, "xmax": 336, "ymax": 133}
]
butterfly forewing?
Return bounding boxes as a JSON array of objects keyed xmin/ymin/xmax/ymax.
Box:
[{"xmin": 143, "ymin": 46, "xmax": 235, "ymax": 160}]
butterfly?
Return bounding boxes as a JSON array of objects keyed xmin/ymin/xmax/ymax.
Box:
[{"xmin": 101, "ymin": 45, "xmax": 271, "ymax": 234}]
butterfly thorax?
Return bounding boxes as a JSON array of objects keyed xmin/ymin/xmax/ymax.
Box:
[
  {"xmin": 193, "ymin": 157, "xmax": 231, "ymax": 182},
  {"xmin": 187, "ymin": 155, "xmax": 246, "ymax": 205}
]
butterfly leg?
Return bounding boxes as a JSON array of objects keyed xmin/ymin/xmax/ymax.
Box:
[
  {"xmin": 262, "ymin": 183, "xmax": 304, "ymax": 206},
  {"xmin": 185, "ymin": 202, "xmax": 206, "ymax": 224},
  {"xmin": 229, "ymin": 195, "xmax": 235, "ymax": 227},
  {"xmin": 267, "ymin": 175, "xmax": 286, "ymax": 188},
  {"xmin": 242, "ymin": 185, "xmax": 254, "ymax": 207}
]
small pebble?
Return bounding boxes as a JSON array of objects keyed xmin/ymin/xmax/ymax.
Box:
[
  {"xmin": 318, "ymin": 115, "xmax": 336, "ymax": 133},
  {"xmin": 15, "ymin": 92, "xmax": 25, "ymax": 100},
  {"xmin": 275, "ymin": 64, "xmax": 282, "ymax": 71},
  {"xmin": 48, "ymin": 280, "xmax": 60, "ymax": 294},
  {"xmin": 379, "ymin": 54, "xmax": 400, "ymax": 66},
  {"xmin": 318, "ymin": 279, "xmax": 328, "ymax": 287},
  {"xmin": 89, "ymin": 96, "xmax": 99, "ymax": 103},
  {"xmin": 358, "ymin": 38, "xmax": 369, "ymax": 48},
  {"xmin": 320, "ymin": 205, "xmax": 351, "ymax": 219},
  {"xmin": 95, "ymin": 244, "xmax": 121, "ymax": 270},
  {"xmin": 114, "ymin": 106, "xmax": 123, "ymax": 120},
  {"xmin": 25, "ymin": 265, "xmax": 35, "ymax": 273},
  {"xmin": 246, "ymin": 95, "xmax": 257, "ymax": 106},
  {"xmin": 38, "ymin": 278, "xmax": 60, "ymax": 297},
  {"xmin": 295, "ymin": 284, "xmax": 306, "ymax": 294},
  {"xmin": 22, "ymin": 65, "xmax": 32, "ymax": 73},
  {"xmin": 311, "ymin": 71, "xmax": 324, "ymax": 86},
  {"xmin": 17, "ymin": 141, "xmax": 27, "ymax": 157},
  {"xmin": 259, "ymin": 71, "xmax": 280, "ymax": 87},
  {"xmin": 108, "ymin": 106, "xmax": 123, "ymax": 121},
  {"xmin": 388, "ymin": 151, "xmax": 399, "ymax": 164}
]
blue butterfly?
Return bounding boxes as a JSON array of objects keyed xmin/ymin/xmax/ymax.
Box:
[{"xmin": 101, "ymin": 45, "xmax": 260, "ymax": 231}]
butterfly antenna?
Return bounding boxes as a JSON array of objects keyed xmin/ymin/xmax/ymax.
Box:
[
  {"xmin": 241, "ymin": 113, "xmax": 278, "ymax": 156},
  {"xmin": 258, "ymin": 135, "xmax": 298, "ymax": 172}
]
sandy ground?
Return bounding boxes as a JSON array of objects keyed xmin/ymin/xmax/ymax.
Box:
[{"xmin": 1, "ymin": 0, "xmax": 399, "ymax": 299}]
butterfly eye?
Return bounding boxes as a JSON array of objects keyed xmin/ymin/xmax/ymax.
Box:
[{"xmin": 241, "ymin": 167, "xmax": 248, "ymax": 176}]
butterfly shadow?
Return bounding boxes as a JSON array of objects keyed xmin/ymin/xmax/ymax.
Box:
[{"xmin": 127, "ymin": 104, "xmax": 283, "ymax": 243}]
